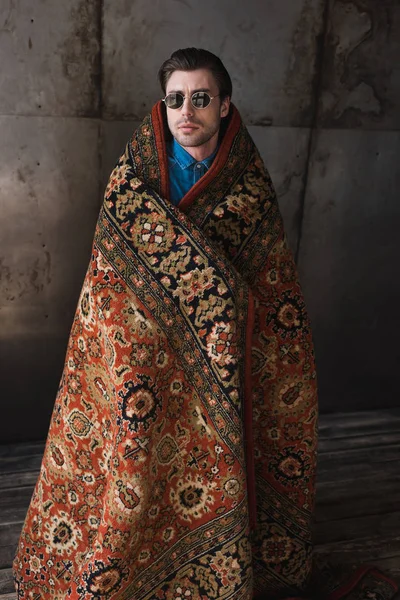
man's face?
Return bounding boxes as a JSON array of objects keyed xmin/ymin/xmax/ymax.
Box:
[{"xmin": 164, "ymin": 69, "xmax": 230, "ymax": 156}]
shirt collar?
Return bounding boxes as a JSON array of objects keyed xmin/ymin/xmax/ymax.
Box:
[{"xmin": 169, "ymin": 137, "xmax": 218, "ymax": 170}]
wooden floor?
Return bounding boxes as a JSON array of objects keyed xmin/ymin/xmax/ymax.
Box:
[{"xmin": 1, "ymin": 409, "xmax": 400, "ymax": 598}]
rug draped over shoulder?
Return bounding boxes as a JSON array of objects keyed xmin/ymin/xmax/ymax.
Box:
[{"xmin": 14, "ymin": 104, "xmax": 395, "ymax": 600}]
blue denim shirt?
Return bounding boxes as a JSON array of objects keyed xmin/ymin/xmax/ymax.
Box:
[{"xmin": 167, "ymin": 138, "xmax": 217, "ymax": 205}]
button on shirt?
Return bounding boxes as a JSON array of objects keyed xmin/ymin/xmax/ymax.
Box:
[{"xmin": 168, "ymin": 138, "xmax": 217, "ymax": 205}]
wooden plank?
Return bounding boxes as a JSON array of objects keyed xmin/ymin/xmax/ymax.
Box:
[
  {"xmin": 316, "ymin": 489, "xmax": 400, "ymax": 522},
  {"xmin": 315, "ymin": 495, "xmax": 400, "ymax": 520},
  {"xmin": 316, "ymin": 445, "xmax": 400, "ymax": 485},
  {"xmin": 0, "ymin": 442, "xmax": 45, "ymax": 459},
  {"xmin": 0, "ymin": 471, "xmax": 39, "ymax": 491},
  {"xmin": 0, "ymin": 487, "xmax": 34, "ymax": 504},
  {"xmin": 318, "ymin": 442, "xmax": 400, "ymax": 462},
  {"xmin": 314, "ymin": 534, "xmax": 400, "ymax": 563},
  {"xmin": 0, "ymin": 594, "xmax": 17, "ymax": 600},
  {"xmin": 0, "ymin": 569, "xmax": 14, "ymax": 594},
  {"xmin": 318, "ymin": 409, "xmax": 400, "ymax": 436},
  {"xmin": 0, "ymin": 523, "xmax": 23, "ymax": 559},
  {"xmin": 318, "ymin": 431, "xmax": 400, "ymax": 453},
  {"xmin": 317, "ymin": 462, "xmax": 400, "ymax": 485},
  {"xmin": 0, "ymin": 456, "xmax": 43, "ymax": 475},
  {"xmin": 0, "ymin": 545, "xmax": 16, "ymax": 572},
  {"xmin": 0, "ymin": 524, "xmax": 21, "ymax": 570},
  {"xmin": 316, "ymin": 472, "xmax": 400, "ymax": 492},
  {"xmin": 314, "ymin": 511, "xmax": 400, "ymax": 545},
  {"xmin": 316, "ymin": 460, "xmax": 400, "ymax": 485},
  {"xmin": 316, "ymin": 473, "xmax": 400, "ymax": 503},
  {"xmin": 0, "ymin": 506, "xmax": 29, "ymax": 527}
]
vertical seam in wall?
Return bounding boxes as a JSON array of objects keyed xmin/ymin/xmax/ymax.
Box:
[
  {"xmin": 98, "ymin": 0, "xmax": 104, "ymax": 206},
  {"xmin": 295, "ymin": 0, "xmax": 331, "ymax": 264}
]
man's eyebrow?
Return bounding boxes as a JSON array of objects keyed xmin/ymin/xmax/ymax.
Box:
[{"xmin": 167, "ymin": 88, "xmax": 212, "ymax": 94}]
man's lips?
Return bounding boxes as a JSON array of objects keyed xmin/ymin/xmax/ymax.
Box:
[{"xmin": 178, "ymin": 123, "xmax": 200, "ymax": 131}]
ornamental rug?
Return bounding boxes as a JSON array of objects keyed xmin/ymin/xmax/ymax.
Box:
[{"xmin": 12, "ymin": 103, "xmax": 396, "ymax": 600}]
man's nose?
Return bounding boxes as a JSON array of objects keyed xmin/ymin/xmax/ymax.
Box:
[{"xmin": 181, "ymin": 95, "xmax": 194, "ymax": 116}]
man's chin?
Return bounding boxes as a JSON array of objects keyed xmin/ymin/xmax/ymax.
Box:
[{"xmin": 175, "ymin": 133, "xmax": 204, "ymax": 148}]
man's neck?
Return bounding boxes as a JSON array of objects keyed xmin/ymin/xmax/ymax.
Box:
[{"xmin": 176, "ymin": 133, "xmax": 219, "ymax": 162}]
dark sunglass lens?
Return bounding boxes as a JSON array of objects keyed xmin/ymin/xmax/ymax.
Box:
[
  {"xmin": 165, "ymin": 93, "xmax": 184, "ymax": 109},
  {"xmin": 192, "ymin": 92, "xmax": 211, "ymax": 108}
]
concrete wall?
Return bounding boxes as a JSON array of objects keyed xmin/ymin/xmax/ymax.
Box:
[
  {"xmin": 1, "ymin": 0, "xmax": 399, "ymax": 442},
  {"xmin": 0, "ymin": 0, "xmax": 102, "ymax": 443}
]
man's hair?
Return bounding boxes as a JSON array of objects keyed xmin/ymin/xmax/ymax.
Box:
[{"xmin": 158, "ymin": 48, "xmax": 232, "ymax": 100}]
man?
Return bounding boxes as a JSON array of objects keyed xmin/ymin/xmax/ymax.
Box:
[
  {"xmin": 159, "ymin": 50, "xmax": 231, "ymax": 207},
  {"xmin": 13, "ymin": 48, "xmax": 319, "ymax": 599}
]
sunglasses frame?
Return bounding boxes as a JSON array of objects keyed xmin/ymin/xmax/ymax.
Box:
[{"xmin": 162, "ymin": 91, "xmax": 220, "ymax": 110}]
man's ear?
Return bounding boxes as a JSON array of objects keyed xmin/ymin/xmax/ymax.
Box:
[{"xmin": 220, "ymin": 96, "xmax": 230, "ymax": 118}]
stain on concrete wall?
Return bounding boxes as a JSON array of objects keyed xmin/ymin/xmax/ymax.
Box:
[
  {"xmin": 318, "ymin": 0, "xmax": 400, "ymax": 128},
  {"xmin": 0, "ymin": 0, "xmax": 100, "ymax": 116}
]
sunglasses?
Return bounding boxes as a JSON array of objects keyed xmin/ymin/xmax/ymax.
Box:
[{"xmin": 163, "ymin": 91, "xmax": 220, "ymax": 110}]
